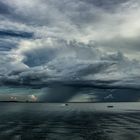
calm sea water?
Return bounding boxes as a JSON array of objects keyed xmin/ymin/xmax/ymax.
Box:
[{"xmin": 0, "ymin": 102, "xmax": 140, "ymax": 140}]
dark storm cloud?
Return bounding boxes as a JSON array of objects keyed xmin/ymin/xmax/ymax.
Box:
[
  {"xmin": 84, "ymin": 88, "xmax": 140, "ymax": 102},
  {"xmin": 0, "ymin": 38, "xmax": 139, "ymax": 89},
  {"xmin": 0, "ymin": 30, "xmax": 34, "ymax": 38},
  {"xmin": 39, "ymin": 86, "xmax": 79, "ymax": 102},
  {"xmin": 81, "ymin": 0, "xmax": 128, "ymax": 11},
  {"xmin": 0, "ymin": 1, "xmax": 13, "ymax": 15}
]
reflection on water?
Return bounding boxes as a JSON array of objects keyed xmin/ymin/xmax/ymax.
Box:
[{"xmin": 0, "ymin": 103, "xmax": 140, "ymax": 140}]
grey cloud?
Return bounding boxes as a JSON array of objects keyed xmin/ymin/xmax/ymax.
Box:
[
  {"xmin": 0, "ymin": 0, "xmax": 140, "ymax": 102},
  {"xmin": 81, "ymin": 0, "xmax": 128, "ymax": 11},
  {"xmin": 0, "ymin": 39, "xmax": 17, "ymax": 51},
  {"xmin": 0, "ymin": 38, "xmax": 139, "ymax": 89},
  {"xmin": 97, "ymin": 35, "xmax": 140, "ymax": 59},
  {"xmin": 103, "ymin": 36, "xmax": 140, "ymax": 51},
  {"xmin": 0, "ymin": 1, "xmax": 13, "ymax": 15}
]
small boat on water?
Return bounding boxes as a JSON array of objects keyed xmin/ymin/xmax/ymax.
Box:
[{"xmin": 107, "ymin": 105, "xmax": 114, "ymax": 108}]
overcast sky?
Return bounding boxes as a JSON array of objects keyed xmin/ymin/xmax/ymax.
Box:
[{"xmin": 0, "ymin": 0, "xmax": 140, "ymax": 91}]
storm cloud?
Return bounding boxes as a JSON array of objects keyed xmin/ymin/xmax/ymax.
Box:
[
  {"xmin": 0, "ymin": 38, "xmax": 140, "ymax": 89},
  {"xmin": 0, "ymin": 0, "xmax": 140, "ymax": 101}
]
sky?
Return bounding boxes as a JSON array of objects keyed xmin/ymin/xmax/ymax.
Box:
[{"xmin": 0, "ymin": 0, "xmax": 140, "ymax": 102}]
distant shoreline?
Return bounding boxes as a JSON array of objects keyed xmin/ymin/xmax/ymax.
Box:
[{"xmin": 0, "ymin": 101, "xmax": 140, "ymax": 103}]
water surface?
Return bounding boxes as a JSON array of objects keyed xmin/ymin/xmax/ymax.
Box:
[{"xmin": 0, "ymin": 102, "xmax": 140, "ymax": 140}]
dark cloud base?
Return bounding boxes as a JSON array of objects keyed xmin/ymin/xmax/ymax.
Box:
[
  {"xmin": 0, "ymin": 85, "xmax": 139, "ymax": 102},
  {"xmin": 0, "ymin": 30, "xmax": 34, "ymax": 38}
]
